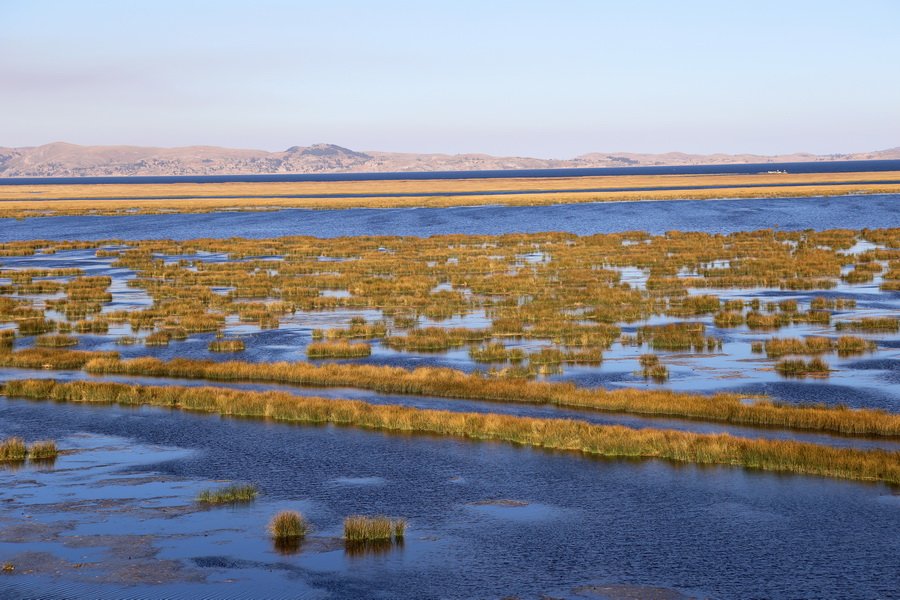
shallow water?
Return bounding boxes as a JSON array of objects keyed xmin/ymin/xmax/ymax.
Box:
[
  {"xmin": 3, "ymin": 194, "xmax": 900, "ymax": 241},
  {"xmin": 1, "ymin": 400, "xmax": 898, "ymax": 600}
]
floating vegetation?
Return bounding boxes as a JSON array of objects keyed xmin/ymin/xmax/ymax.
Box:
[
  {"xmin": 835, "ymin": 318, "xmax": 899, "ymax": 332},
  {"xmin": 775, "ymin": 358, "xmax": 831, "ymax": 378},
  {"xmin": 636, "ymin": 323, "xmax": 721, "ymax": 351},
  {"xmin": 34, "ymin": 334, "xmax": 78, "ymax": 348},
  {"xmin": 0, "ymin": 348, "xmax": 118, "ymax": 370},
  {"xmin": 469, "ymin": 343, "xmax": 526, "ymax": 363},
  {"xmin": 197, "ymin": 483, "xmax": 258, "ymax": 504},
  {"xmin": 145, "ymin": 331, "xmax": 172, "ymax": 346},
  {"xmin": 307, "ymin": 341, "xmax": 371, "ymax": 359},
  {"xmin": 764, "ymin": 336, "xmax": 876, "ymax": 358},
  {"xmin": 209, "ymin": 338, "xmax": 246, "ymax": 353},
  {"xmin": 4, "ymin": 380, "xmax": 899, "ymax": 484},
  {"xmin": 344, "ymin": 515, "xmax": 406, "ymax": 543},
  {"xmin": 639, "ymin": 354, "xmax": 670, "ymax": 382}
]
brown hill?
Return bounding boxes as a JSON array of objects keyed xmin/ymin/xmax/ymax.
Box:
[{"xmin": 1, "ymin": 142, "xmax": 898, "ymax": 177}]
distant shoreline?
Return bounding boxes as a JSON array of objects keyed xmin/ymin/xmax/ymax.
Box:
[{"xmin": 2, "ymin": 158, "xmax": 900, "ymax": 186}]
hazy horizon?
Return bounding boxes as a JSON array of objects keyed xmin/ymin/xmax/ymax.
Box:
[{"xmin": 3, "ymin": 0, "xmax": 899, "ymax": 158}]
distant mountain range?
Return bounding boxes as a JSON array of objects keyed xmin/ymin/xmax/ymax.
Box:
[{"xmin": 1, "ymin": 142, "xmax": 898, "ymax": 177}]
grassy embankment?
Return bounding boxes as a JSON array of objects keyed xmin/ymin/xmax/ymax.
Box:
[{"xmin": 2, "ymin": 379, "xmax": 897, "ymax": 484}]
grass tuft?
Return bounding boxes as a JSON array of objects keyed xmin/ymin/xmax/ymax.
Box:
[
  {"xmin": 0, "ymin": 437, "xmax": 27, "ymax": 462},
  {"xmin": 268, "ymin": 510, "xmax": 308, "ymax": 540},
  {"xmin": 197, "ymin": 483, "xmax": 258, "ymax": 504}
]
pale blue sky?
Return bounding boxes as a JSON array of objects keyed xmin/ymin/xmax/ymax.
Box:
[{"xmin": 2, "ymin": 0, "xmax": 898, "ymax": 157}]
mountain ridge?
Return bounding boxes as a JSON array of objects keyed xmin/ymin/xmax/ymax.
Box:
[{"xmin": 1, "ymin": 142, "xmax": 898, "ymax": 177}]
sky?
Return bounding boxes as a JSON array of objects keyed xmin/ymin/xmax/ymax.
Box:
[{"xmin": 2, "ymin": 0, "xmax": 899, "ymax": 157}]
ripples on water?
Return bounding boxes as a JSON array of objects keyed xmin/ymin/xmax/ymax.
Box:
[{"xmin": 2, "ymin": 194, "xmax": 899, "ymax": 242}]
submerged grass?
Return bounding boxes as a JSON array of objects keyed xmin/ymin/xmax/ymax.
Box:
[
  {"xmin": 197, "ymin": 483, "xmax": 258, "ymax": 504},
  {"xmin": 3, "ymin": 379, "xmax": 899, "ymax": 484}
]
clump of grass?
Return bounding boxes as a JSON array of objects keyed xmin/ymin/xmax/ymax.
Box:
[
  {"xmin": 713, "ymin": 311, "xmax": 744, "ymax": 328},
  {"xmin": 209, "ymin": 338, "xmax": 246, "ymax": 353},
  {"xmin": 197, "ymin": 483, "xmax": 258, "ymax": 504},
  {"xmin": 775, "ymin": 357, "xmax": 830, "ymax": 377},
  {"xmin": 2, "ymin": 562, "xmax": 13, "ymax": 573},
  {"xmin": 116, "ymin": 335, "xmax": 139, "ymax": 345},
  {"xmin": 0, "ymin": 437, "xmax": 27, "ymax": 462},
  {"xmin": 638, "ymin": 355, "xmax": 669, "ymax": 382},
  {"xmin": 835, "ymin": 317, "xmax": 899, "ymax": 332},
  {"xmin": 268, "ymin": 510, "xmax": 308, "ymax": 540},
  {"xmin": 307, "ymin": 341, "xmax": 371, "ymax": 359},
  {"xmin": 343, "ymin": 515, "xmax": 405, "ymax": 543},
  {"xmin": 34, "ymin": 334, "xmax": 78, "ymax": 348},
  {"xmin": 0, "ymin": 329, "xmax": 15, "ymax": 349},
  {"xmin": 835, "ymin": 336, "xmax": 876, "ymax": 356},
  {"xmin": 750, "ymin": 341, "xmax": 764, "ymax": 353},
  {"xmin": 469, "ymin": 343, "xmax": 526, "ymax": 363},
  {"xmin": 764, "ymin": 337, "xmax": 831, "ymax": 358},
  {"xmin": 145, "ymin": 331, "xmax": 171, "ymax": 346},
  {"xmin": 27, "ymin": 440, "xmax": 58, "ymax": 460},
  {"xmin": 637, "ymin": 323, "xmax": 720, "ymax": 351}
]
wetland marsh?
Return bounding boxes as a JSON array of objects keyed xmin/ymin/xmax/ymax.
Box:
[{"xmin": 1, "ymin": 177, "xmax": 898, "ymax": 599}]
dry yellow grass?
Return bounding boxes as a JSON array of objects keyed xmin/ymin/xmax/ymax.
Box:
[
  {"xmin": 2, "ymin": 171, "xmax": 899, "ymax": 217},
  {"xmin": 3, "ymin": 379, "xmax": 898, "ymax": 484}
]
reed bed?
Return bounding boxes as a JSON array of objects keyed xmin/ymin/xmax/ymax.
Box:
[
  {"xmin": 0, "ymin": 329, "xmax": 14, "ymax": 349},
  {"xmin": 34, "ymin": 334, "xmax": 79, "ymax": 348},
  {"xmin": 0, "ymin": 348, "xmax": 118, "ymax": 369},
  {"xmin": 76, "ymin": 355, "xmax": 900, "ymax": 437},
  {"xmin": 764, "ymin": 336, "xmax": 876, "ymax": 358},
  {"xmin": 469, "ymin": 343, "xmax": 526, "ymax": 363},
  {"xmin": 0, "ymin": 437, "xmax": 27, "ymax": 461},
  {"xmin": 3, "ymin": 379, "xmax": 898, "ymax": 484},
  {"xmin": 836, "ymin": 318, "xmax": 899, "ymax": 332},
  {"xmin": 197, "ymin": 483, "xmax": 258, "ymax": 504},
  {"xmin": 638, "ymin": 354, "xmax": 669, "ymax": 382},
  {"xmin": 27, "ymin": 440, "xmax": 58, "ymax": 460},
  {"xmin": 775, "ymin": 358, "xmax": 831, "ymax": 378},
  {"xmin": 343, "ymin": 516, "xmax": 406, "ymax": 543},
  {"xmin": 209, "ymin": 338, "xmax": 246, "ymax": 353},
  {"xmin": 307, "ymin": 341, "xmax": 371, "ymax": 359}
]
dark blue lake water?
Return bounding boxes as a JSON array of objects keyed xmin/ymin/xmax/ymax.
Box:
[{"xmin": 3, "ymin": 194, "xmax": 898, "ymax": 242}]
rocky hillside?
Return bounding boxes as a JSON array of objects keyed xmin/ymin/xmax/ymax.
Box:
[{"xmin": 1, "ymin": 142, "xmax": 898, "ymax": 177}]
